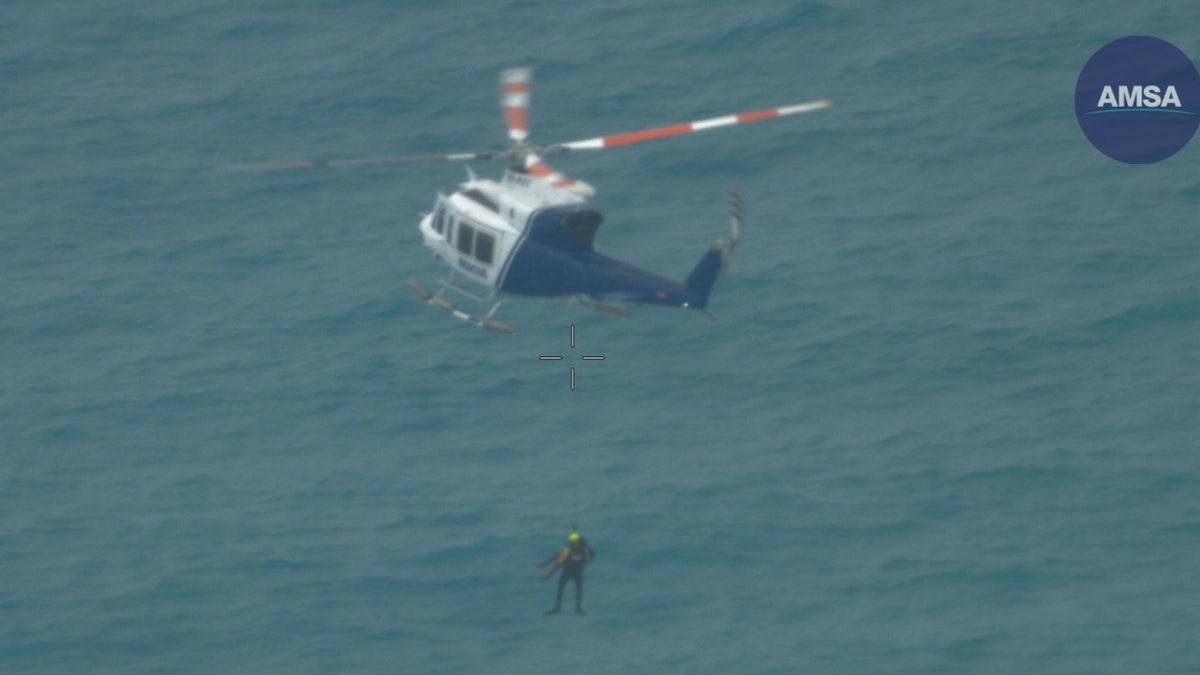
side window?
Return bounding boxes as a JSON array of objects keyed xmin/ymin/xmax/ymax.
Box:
[
  {"xmin": 456, "ymin": 222, "xmax": 475, "ymax": 255},
  {"xmin": 475, "ymin": 231, "xmax": 495, "ymax": 265},
  {"xmin": 433, "ymin": 206, "xmax": 444, "ymax": 234}
]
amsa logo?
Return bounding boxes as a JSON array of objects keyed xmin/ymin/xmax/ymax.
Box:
[
  {"xmin": 1075, "ymin": 36, "xmax": 1200, "ymax": 163},
  {"xmin": 1089, "ymin": 84, "xmax": 1189, "ymax": 113}
]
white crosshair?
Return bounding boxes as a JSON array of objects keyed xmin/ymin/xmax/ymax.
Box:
[{"xmin": 539, "ymin": 324, "xmax": 605, "ymax": 391}]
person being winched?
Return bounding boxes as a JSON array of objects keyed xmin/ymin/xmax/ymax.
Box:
[{"xmin": 536, "ymin": 530, "xmax": 594, "ymax": 616}]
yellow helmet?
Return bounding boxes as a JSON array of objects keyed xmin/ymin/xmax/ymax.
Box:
[{"xmin": 568, "ymin": 532, "xmax": 581, "ymax": 543}]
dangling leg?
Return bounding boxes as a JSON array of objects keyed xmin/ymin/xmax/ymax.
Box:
[
  {"xmin": 574, "ymin": 575, "xmax": 585, "ymax": 615},
  {"xmin": 545, "ymin": 572, "xmax": 566, "ymax": 615}
]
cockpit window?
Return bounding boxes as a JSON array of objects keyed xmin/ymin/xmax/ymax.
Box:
[
  {"xmin": 475, "ymin": 231, "xmax": 495, "ymax": 264},
  {"xmin": 456, "ymin": 222, "xmax": 475, "ymax": 255},
  {"xmin": 463, "ymin": 188, "xmax": 499, "ymax": 212},
  {"xmin": 433, "ymin": 206, "xmax": 445, "ymax": 234}
]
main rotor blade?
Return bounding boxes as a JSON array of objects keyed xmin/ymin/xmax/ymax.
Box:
[
  {"xmin": 501, "ymin": 67, "xmax": 532, "ymax": 144},
  {"xmin": 523, "ymin": 151, "xmax": 595, "ymax": 198},
  {"xmin": 220, "ymin": 151, "xmax": 506, "ymax": 172},
  {"xmin": 547, "ymin": 99, "xmax": 832, "ymax": 153},
  {"xmin": 523, "ymin": 152, "xmax": 573, "ymax": 189}
]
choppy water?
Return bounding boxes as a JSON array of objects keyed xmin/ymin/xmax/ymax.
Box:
[{"xmin": 4, "ymin": 1, "xmax": 1199, "ymax": 672}]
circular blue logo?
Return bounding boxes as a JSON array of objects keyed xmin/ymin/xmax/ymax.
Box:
[{"xmin": 1075, "ymin": 36, "xmax": 1200, "ymax": 164}]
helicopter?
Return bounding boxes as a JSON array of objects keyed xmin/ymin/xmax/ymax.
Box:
[{"xmin": 234, "ymin": 68, "xmax": 829, "ymax": 334}]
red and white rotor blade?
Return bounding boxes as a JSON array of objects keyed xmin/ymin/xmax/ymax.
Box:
[
  {"xmin": 501, "ymin": 67, "xmax": 532, "ymax": 144},
  {"xmin": 523, "ymin": 152, "xmax": 594, "ymax": 198},
  {"xmin": 553, "ymin": 99, "xmax": 832, "ymax": 152}
]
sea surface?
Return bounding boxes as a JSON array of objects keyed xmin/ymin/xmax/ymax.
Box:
[{"xmin": 3, "ymin": 1, "xmax": 1199, "ymax": 672}]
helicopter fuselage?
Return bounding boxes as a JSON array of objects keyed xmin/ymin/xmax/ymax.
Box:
[{"xmin": 418, "ymin": 168, "xmax": 723, "ymax": 309}]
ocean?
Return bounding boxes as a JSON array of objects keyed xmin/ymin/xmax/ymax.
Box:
[{"xmin": 3, "ymin": 1, "xmax": 1198, "ymax": 672}]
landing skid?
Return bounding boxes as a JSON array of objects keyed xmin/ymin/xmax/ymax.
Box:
[{"xmin": 408, "ymin": 276, "xmax": 517, "ymax": 335}]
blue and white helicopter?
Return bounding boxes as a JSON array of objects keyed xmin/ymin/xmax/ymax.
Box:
[{"xmin": 237, "ymin": 68, "xmax": 829, "ymax": 333}]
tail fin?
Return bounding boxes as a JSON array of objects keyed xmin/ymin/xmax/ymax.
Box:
[
  {"xmin": 683, "ymin": 189, "xmax": 743, "ymax": 309},
  {"xmin": 684, "ymin": 246, "xmax": 725, "ymax": 308}
]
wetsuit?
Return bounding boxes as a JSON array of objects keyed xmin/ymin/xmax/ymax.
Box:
[{"xmin": 552, "ymin": 541, "xmax": 591, "ymax": 613}]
